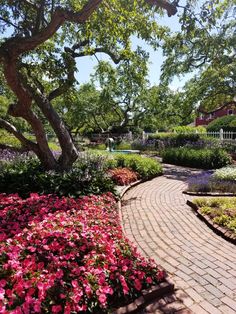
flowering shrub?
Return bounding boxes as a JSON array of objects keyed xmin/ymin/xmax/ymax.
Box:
[
  {"xmin": 187, "ymin": 167, "xmax": 236, "ymax": 194},
  {"xmin": 0, "ymin": 154, "xmax": 115, "ymax": 198},
  {"xmin": 108, "ymin": 168, "xmax": 139, "ymax": 185},
  {"xmin": 0, "ymin": 193, "xmax": 165, "ymax": 313}
]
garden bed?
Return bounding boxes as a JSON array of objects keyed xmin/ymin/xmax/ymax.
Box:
[
  {"xmin": 187, "ymin": 199, "xmax": 236, "ymax": 244},
  {"xmin": 183, "ymin": 190, "xmax": 236, "ymax": 197},
  {"xmin": 186, "ymin": 166, "xmax": 236, "ymax": 195},
  {"xmin": 0, "ymin": 192, "xmax": 172, "ymax": 313}
]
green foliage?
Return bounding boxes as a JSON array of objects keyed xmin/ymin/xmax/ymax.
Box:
[
  {"xmin": 207, "ymin": 115, "xmax": 236, "ymax": 132},
  {"xmin": 0, "ymin": 129, "xmax": 22, "ymax": 148},
  {"xmin": 115, "ymin": 141, "xmax": 132, "ymax": 150},
  {"xmin": 213, "ymin": 166, "xmax": 236, "ymax": 181},
  {"xmin": 162, "ymin": 1, "xmax": 236, "ymax": 111},
  {"xmin": 162, "ymin": 147, "xmax": 232, "ymax": 169},
  {"xmin": 0, "ymin": 154, "xmax": 115, "ymax": 198},
  {"xmin": 193, "ymin": 197, "xmax": 236, "ymax": 233},
  {"xmin": 112, "ymin": 154, "xmax": 162, "ymax": 179},
  {"xmin": 172, "ymin": 126, "xmax": 206, "ymax": 133}
]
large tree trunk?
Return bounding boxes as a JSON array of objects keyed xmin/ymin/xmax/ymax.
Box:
[
  {"xmin": 3, "ymin": 58, "xmax": 59, "ymax": 170},
  {"xmin": 0, "ymin": 0, "xmax": 177, "ymax": 170}
]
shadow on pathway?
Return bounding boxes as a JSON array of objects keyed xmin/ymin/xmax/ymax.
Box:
[{"xmin": 121, "ymin": 164, "xmax": 236, "ymax": 314}]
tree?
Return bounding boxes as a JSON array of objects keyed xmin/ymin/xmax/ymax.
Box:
[
  {"xmin": 0, "ymin": 0, "xmax": 177, "ymax": 170},
  {"xmin": 161, "ymin": 0, "xmax": 235, "ymax": 112},
  {"xmin": 55, "ymin": 83, "xmax": 119, "ymax": 135},
  {"xmin": 137, "ymin": 85, "xmax": 195, "ymax": 131},
  {"xmin": 93, "ymin": 48, "xmax": 150, "ymax": 132}
]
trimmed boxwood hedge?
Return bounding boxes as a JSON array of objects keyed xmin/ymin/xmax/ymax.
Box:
[{"xmin": 162, "ymin": 147, "xmax": 232, "ymax": 169}]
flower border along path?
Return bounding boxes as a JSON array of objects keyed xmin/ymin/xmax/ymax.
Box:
[
  {"xmin": 120, "ymin": 164, "xmax": 236, "ymax": 314},
  {"xmin": 186, "ymin": 200, "xmax": 236, "ymax": 245}
]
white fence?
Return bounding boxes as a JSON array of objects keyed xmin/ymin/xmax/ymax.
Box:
[{"xmin": 205, "ymin": 129, "xmax": 236, "ymax": 140}]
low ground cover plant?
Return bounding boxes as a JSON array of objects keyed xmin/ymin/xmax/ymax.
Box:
[
  {"xmin": 108, "ymin": 167, "xmax": 138, "ymax": 185},
  {"xmin": 188, "ymin": 166, "xmax": 236, "ymax": 194},
  {"xmin": 193, "ymin": 198, "xmax": 236, "ymax": 234},
  {"xmin": 162, "ymin": 147, "xmax": 232, "ymax": 169},
  {"xmin": 0, "ymin": 192, "xmax": 165, "ymax": 313}
]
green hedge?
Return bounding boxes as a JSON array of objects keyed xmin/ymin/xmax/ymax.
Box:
[
  {"xmin": 111, "ymin": 154, "xmax": 163, "ymax": 179},
  {"xmin": 207, "ymin": 115, "xmax": 236, "ymax": 132},
  {"xmin": 162, "ymin": 147, "xmax": 232, "ymax": 169}
]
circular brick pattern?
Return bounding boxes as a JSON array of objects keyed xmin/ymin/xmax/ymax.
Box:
[{"xmin": 121, "ymin": 164, "xmax": 236, "ymax": 314}]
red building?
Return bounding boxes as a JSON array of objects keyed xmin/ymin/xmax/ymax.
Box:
[{"xmin": 195, "ymin": 102, "xmax": 236, "ymax": 126}]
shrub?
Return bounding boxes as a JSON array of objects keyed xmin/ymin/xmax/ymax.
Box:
[
  {"xmin": 207, "ymin": 115, "xmax": 236, "ymax": 132},
  {"xmin": 0, "ymin": 192, "xmax": 166, "ymax": 313},
  {"xmin": 162, "ymin": 147, "xmax": 232, "ymax": 169},
  {"xmin": 187, "ymin": 171, "xmax": 236, "ymax": 194},
  {"xmin": 147, "ymin": 132, "xmax": 216, "ymax": 151},
  {"xmin": 213, "ymin": 166, "xmax": 236, "ymax": 181},
  {"xmin": 115, "ymin": 141, "xmax": 132, "ymax": 150},
  {"xmin": 172, "ymin": 126, "xmax": 206, "ymax": 133},
  {"xmin": 131, "ymin": 140, "xmax": 154, "ymax": 151},
  {"xmin": 112, "ymin": 154, "xmax": 162, "ymax": 179},
  {"xmin": 193, "ymin": 197, "xmax": 236, "ymax": 233},
  {"xmin": 108, "ymin": 168, "xmax": 138, "ymax": 185},
  {"xmin": 0, "ymin": 153, "xmax": 115, "ymax": 198}
]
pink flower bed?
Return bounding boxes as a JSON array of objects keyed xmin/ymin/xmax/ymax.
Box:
[{"xmin": 0, "ymin": 193, "xmax": 165, "ymax": 313}]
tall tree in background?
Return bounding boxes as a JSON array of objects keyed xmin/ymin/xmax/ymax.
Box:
[
  {"xmin": 0, "ymin": 0, "xmax": 177, "ymax": 170},
  {"xmin": 93, "ymin": 48, "xmax": 150, "ymax": 132},
  {"xmin": 161, "ymin": 0, "xmax": 235, "ymax": 112}
]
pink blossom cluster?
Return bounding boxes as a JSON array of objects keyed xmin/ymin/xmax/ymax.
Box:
[{"xmin": 0, "ymin": 192, "xmax": 165, "ymax": 313}]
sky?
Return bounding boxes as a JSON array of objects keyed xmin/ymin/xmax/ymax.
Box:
[{"xmin": 75, "ymin": 3, "xmax": 194, "ymax": 91}]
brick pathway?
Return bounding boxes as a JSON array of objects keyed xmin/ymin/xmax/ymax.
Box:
[{"xmin": 121, "ymin": 164, "xmax": 236, "ymax": 313}]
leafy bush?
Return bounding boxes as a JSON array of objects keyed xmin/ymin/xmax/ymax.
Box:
[
  {"xmin": 162, "ymin": 147, "xmax": 232, "ymax": 169},
  {"xmin": 207, "ymin": 115, "xmax": 236, "ymax": 132},
  {"xmin": 213, "ymin": 166, "xmax": 236, "ymax": 181},
  {"xmin": 0, "ymin": 154, "xmax": 115, "ymax": 198},
  {"xmin": 131, "ymin": 140, "xmax": 154, "ymax": 151},
  {"xmin": 0, "ymin": 192, "xmax": 166, "ymax": 313},
  {"xmin": 115, "ymin": 141, "xmax": 132, "ymax": 150},
  {"xmin": 193, "ymin": 197, "xmax": 236, "ymax": 233},
  {"xmin": 147, "ymin": 132, "xmax": 218, "ymax": 151},
  {"xmin": 112, "ymin": 154, "xmax": 162, "ymax": 179},
  {"xmin": 172, "ymin": 126, "xmax": 206, "ymax": 133},
  {"xmin": 108, "ymin": 167, "xmax": 138, "ymax": 185}
]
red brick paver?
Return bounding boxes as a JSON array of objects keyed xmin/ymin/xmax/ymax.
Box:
[{"xmin": 121, "ymin": 164, "xmax": 236, "ymax": 313}]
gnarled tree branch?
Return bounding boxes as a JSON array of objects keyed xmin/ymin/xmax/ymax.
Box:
[{"xmin": 0, "ymin": 118, "xmax": 38, "ymax": 151}]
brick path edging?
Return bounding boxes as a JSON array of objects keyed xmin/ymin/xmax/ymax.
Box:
[{"xmin": 187, "ymin": 200, "xmax": 236, "ymax": 245}]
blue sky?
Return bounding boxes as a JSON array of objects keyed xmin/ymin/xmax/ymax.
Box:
[{"xmin": 76, "ymin": 4, "xmax": 194, "ymax": 90}]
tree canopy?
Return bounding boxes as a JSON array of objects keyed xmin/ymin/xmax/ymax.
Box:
[
  {"xmin": 0, "ymin": 0, "xmax": 177, "ymax": 170},
  {"xmin": 161, "ymin": 0, "xmax": 236, "ymax": 111}
]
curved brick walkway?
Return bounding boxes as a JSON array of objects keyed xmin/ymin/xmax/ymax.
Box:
[{"xmin": 121, "ymin": 164, "xmax": 236, "ymax": 314}]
